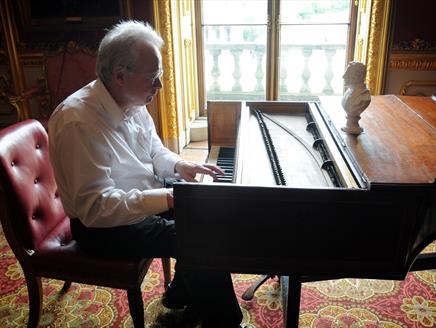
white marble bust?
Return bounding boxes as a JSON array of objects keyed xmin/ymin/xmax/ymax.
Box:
[{"xmin": 341, "ymin": 61, "xmax": 371, "ymax": 134}]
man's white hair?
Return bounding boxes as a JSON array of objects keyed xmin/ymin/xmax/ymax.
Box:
[{"xmin": 96, "ymin": 20, "xmax": 164, "ymax": 83}]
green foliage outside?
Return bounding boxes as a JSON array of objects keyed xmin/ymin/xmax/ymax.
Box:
[{"xmin": 298, "ymin": 1, "xmax": 349, "ymax": 20}]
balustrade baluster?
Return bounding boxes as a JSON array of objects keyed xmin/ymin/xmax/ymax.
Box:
[
  {"xmin": 230, "ymin": 49, "xmax": 243, "ymax": 92},
  {"xmin": 210, "ymin": 48, "xmax": 222, "ymax": 92},
  {"xmin": 254, "ymin": 46, "xmax": 265, "ymax": 92},
  {"xmin": 300, "ymin": 47, "xmax": 312, "ymax": 94},
  {"xmin": 280, "ymin": 51, "xmax": 288, "ymax": 93},
  {"xmin": 322, "ymin": 47, "xmax": 336, "ymax": 95}
]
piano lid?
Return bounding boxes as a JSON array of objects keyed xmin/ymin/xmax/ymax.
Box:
[
  {"xmin": 319, "ymin": 95, "xmax": 436, "ymax": 185},
  {"xmin": 398, "ymin": 96, "xmax": 436, "ymax": 128}
]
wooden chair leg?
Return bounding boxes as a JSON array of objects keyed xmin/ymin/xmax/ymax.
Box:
[
  {"xmin": 60, "ymin": 281, "xmax": 72, "ymax": 294},
  {"xmin": 127, "ymin": 287, "xmax": 145, "ymax": 328},
  {"xmin": 161, "ymin": 257, "xmax": 172, "ymax": 289},
  {"xmin": 25, "ymin": 274, "xmax": 42, "ymax": 328},
  {"xmin": 242, "ymin": 274, "xmax": 273, "ymax": 300}
]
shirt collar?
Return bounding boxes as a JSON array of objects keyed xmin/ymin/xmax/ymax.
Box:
[
  {"xmin": 94, "ymin": 79, "xmax": 147, "ymax": 127},
  {"xmin": 94, "ymin": 79, "xmax": 127, "ymax": 128}
]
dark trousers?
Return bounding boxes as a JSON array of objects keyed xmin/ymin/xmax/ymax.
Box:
[{"xmin": 70, "ymin": 216, "xmax": 242, "ymax": 328}]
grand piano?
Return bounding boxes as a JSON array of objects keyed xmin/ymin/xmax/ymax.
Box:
[{"xmin": 174, "ymin": 95, "xmax": 436, "ymax": 327}]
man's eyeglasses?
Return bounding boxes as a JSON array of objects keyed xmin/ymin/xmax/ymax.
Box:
[
  {"xmin": 142, "ymin": 69, "xmax": 164, "ymax": 85},
  {"xmin": 125, "ymin": 65, "xmax": 163, "ymax": 85}
]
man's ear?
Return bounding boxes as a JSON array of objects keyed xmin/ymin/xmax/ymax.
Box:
[{"xmin": 113, "ymin": 66, "xmax": 127, "ymax": 86}]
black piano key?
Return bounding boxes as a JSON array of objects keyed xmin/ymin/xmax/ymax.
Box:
[{"xmin": 214, "ymin": 147, "xmax": 235, "ymax": 183}]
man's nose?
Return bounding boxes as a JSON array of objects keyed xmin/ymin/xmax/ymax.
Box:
[{"xmin": 153, "ymin": 77, "xmax": 163, "ymax": 88}]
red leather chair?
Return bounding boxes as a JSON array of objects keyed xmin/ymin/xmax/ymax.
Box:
[{"xmin": 0, "ymin": 119, "xmax": 171, "ymax": 327}]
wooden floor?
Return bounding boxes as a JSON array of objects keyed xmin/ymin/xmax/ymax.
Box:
[{"xmin": 180, "ymin": 140, "xmax": 208, "ymax": 162}]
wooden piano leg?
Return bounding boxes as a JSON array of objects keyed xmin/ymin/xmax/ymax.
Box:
[{"xmin": 281, "ymin": 276, "xmax": 302, "ymax": 328}]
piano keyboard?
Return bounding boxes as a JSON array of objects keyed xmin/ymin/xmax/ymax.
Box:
[
  {"xmin": 215, "ymin": 147, "xmax": 235, "ymax": 183},
  {"xmin": 202, "ymin": 146, "xmax": 235, "ymax": 183}
]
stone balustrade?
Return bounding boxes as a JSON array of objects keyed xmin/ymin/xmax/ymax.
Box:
[{"xmin": 205, "ymin": 43, "xmax": 346, "ymax": 100}]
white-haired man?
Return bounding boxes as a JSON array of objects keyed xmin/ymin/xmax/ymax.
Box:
[{"xmin": 48, "ymin": 21, "xmax": 245, "ymax": 328}]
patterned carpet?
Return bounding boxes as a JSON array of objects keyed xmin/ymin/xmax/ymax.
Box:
[{"xmin": 0, "ymin": 224, "xmax": 435, "ymax": 328}]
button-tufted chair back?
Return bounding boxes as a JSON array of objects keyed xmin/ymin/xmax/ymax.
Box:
[
  {"xmin": 0, "ymin": 119, "xmax": 171, "ymax": 328},
  {"xmin": 0, "ymin": 119, "xmax": 70, "ymax": 254}
]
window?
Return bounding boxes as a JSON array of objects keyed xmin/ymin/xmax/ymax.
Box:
[{"xmin": 198, "ymin": 0, "xmax": 356, "ymax": 103}]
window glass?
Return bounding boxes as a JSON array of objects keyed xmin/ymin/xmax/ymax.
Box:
[
  {"xmin": 201, "ymin": 0, "xmax": 352, "ymax": 101},
  {"xmin": 202, "ymin": 0, "xmax": 268, "ymax": 100},
  {"xmin": 202, "ymin": 0, "xmax": 267, "ymax": 25},
  {"xmin": 279, "ymin": 24, "xmax": 349, "ymax": 100},
  {"xmin": 281, "ymin": 0, "xmax": 350, "ymax": 24},
  {"xmin": 279, "ymin": 0, "xmax": 351, "ymax": 100}
]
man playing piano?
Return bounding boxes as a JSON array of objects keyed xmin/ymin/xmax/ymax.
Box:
[{"xmin": 48, "ymin": 20, "xmax": 246, "ymax": 328}]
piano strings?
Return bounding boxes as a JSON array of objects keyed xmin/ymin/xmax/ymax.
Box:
[
  {"xmin": 253, "ymin": 109, "xmax": 287, "ymax": 186},
  {"xmin": 253, "ymin": 108, "xmax": 342, "ymax": 187},
  {"xmin": 261, "ymin": 112, "xmax": 325, "ymax": 171}
]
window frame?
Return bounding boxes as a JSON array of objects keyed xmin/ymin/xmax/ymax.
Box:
[{"xmin": 195, "ymin": 0, "xmax": 358, "ymax": 115}]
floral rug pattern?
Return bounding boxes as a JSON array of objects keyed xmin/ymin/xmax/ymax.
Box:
[{"xmin": 0, "ymin": 225, "xmax": 435, "ymax": 327}]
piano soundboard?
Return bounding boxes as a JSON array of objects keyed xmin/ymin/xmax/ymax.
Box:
[{"xmin": 203, "ymin": 100, "xmax": 360, "ymax": 189}]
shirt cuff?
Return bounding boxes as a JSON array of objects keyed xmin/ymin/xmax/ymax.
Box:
[
  {"xmin": 141, "ymin": 188, "xmax": 171, "ymax": 214},
  {"xmin": 165, "ymin": 154, "xmax": 182, "ymax": 177}
]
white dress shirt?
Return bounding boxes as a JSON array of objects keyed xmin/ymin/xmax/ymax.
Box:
[{"xmin": 48, "ymin": 79, "xmax": 180, "ymax": 227}]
